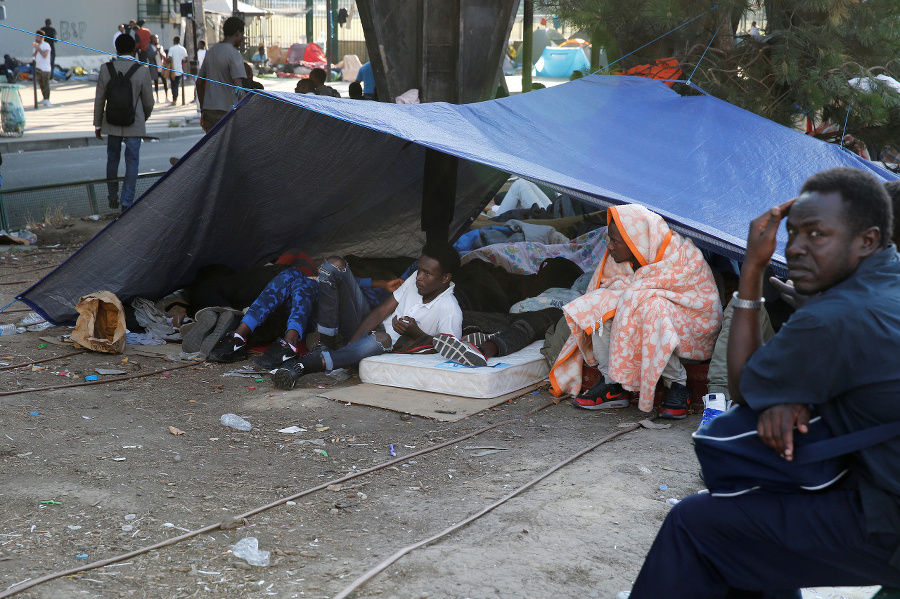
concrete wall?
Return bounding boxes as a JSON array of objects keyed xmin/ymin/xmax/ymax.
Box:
[{"xmin": 2, "ymin": 0, "xmax": 181, "ymax": 70}]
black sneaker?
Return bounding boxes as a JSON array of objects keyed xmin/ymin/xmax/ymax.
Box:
[
  {"xmin": 659, "ymin": 382, "xmax": 690, "ymax": 419},
  {"xmin": 252, "ymin": 338, "xmax": 299, "ymax": 371},
  {"xmin": 272, "ymin": 352, "xmax": 325, "ymax": 390},
  {"xmin": 571, "ymin": 381, "xmax": 629, "ymax": 409},
  {"xmin": 208, "ymin": 332, "xmax": 248, "ymax": 363}
]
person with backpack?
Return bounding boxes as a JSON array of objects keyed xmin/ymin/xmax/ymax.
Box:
[{"xmin": 93, "ymin": 33, "xmax": 153, "ymax": 210}]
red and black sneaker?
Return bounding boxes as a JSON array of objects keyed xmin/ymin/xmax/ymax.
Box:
[
  {"xmin": 659, "ymin": 382, "xmax": 690, "ymax": 419},
  {"xmin": 570, "ymin": 381, "xmax": 629, "ymax": 410}
]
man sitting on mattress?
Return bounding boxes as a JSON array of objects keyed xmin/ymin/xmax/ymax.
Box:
[
  {"xmin": 271, "ymin": 242, "xmax": 463, "ymax": 390},
  {"xmin": 549, "ymin": 204, "xmax": 722, "ymax": 418}
]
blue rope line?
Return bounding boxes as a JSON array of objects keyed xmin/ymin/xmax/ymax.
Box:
[
  {"xmin": 593, "ymin": 4, "xmax": 719, "ymax": 75},
  {"xmin": 840, "ymin": 102, "xmax": 852, "ymax": 151},
  {"xmin": 0, "ymin": 298, "xmax": 20, "ymax": 313},
  {"xmin": 688, "ymin": 16, "xmax": 726, "ymax": 83}
]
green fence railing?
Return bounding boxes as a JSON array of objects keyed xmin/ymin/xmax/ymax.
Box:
[{"xmin": 0, "ymin": 172, "xmax": 165, "ymax": 231}]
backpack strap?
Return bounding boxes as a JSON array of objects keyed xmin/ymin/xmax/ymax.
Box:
[
  {"xmin": 123, "ymin": 63, "xmax": 142, "ymax": 80},
  {"xmin": 794, "ymin": 420, "xmax": 900, "ymax": 465},
  {"xmin": 106, "ymin": 61, "xmax": 118, "ymax": 79}
]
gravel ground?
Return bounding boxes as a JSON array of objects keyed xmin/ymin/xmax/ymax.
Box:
[{"xmin": 0, "ymin": 227, "xmax": 883, "ymax": 599}]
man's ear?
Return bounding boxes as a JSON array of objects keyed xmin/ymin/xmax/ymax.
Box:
[
  {"xmin": 443, "ymin": 272, "xmax": 452, "ymax": 285},
  {"xmin": 857, "ymin": 226, "xmax": 882, "ymax": 258}
]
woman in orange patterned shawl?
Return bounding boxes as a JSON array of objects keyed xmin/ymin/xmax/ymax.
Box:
[{"xmin": 549, "ymin": 204, "xmax": 722, "ymax": 415}]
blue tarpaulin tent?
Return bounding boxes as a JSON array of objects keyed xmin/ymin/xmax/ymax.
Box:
[{"xmin": 19, "ymin": 75, "xmax": 898, "ymax": 324}]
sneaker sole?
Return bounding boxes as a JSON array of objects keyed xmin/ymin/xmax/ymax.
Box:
[
  {"xmin": 182, "ymin": 309, "xmax": 217, "ymax": 353},
  {"xmin": 199, "ymin": 311, "xmax": 237, "ymax": 358},
  {"xmin": 433, "ymin": 335, "xmax": 487, "ymax": 367},
  {"xmin": 272, "ymin": 368, "xmax": 298, "ymax": 390},
  {"xmin": 569, "ymin": 397, "xmax": 630, "ymax": 410},
  {"xmin": 659, "ymin": 408, "xmax": 688, "ymax": 419}
]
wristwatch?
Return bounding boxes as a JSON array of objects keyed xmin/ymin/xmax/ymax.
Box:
[{"xmin": 731, "ymin": 291, "xmax": 765, "ymax": 310}]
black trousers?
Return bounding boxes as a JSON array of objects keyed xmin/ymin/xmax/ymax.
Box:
[
  {"xmin": 629, "ymin": 487, "xmax": 900, "ymax": 598},
  {"xmin": 462, "ymin": 307, "xmax": 561, "ymax": 356}
]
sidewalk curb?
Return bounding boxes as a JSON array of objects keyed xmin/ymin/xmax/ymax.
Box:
[{"xmin": 0, "ymin": 127, "xmax": 204, "ymax": 154}]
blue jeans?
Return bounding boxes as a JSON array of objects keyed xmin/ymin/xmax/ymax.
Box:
[
  {"xmin": 322, "ymin": 332, "xmax": 388, "ymax": 371},
  {"xmin": 316, "ymin": 259, "xmax": 371, "ymax": 340},
  {"xmin": 242, "ymin": 269, "xmax": 318, "ymax": 337},
  {"xmin": 106, "ymin": 136, "xmax": 142, "ymax": 208}
]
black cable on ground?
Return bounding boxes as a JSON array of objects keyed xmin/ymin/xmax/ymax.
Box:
[
  {"xmin": 0, "ymin": 350, "xmax": 85, "ymax": 371},
  {"xmin": 333, "ymin": 419, "xmax": 647, "ymax": 598},
  {"xmin": 0, "ymin": 395, "xmax": 559, "ymax": 598},
  {"xmin": 0, "ymin": 360, "xmax": 202, "ymax": 397}
]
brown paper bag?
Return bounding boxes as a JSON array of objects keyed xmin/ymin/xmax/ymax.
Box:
[{"xmin": 71, "ymin": 291, "xmax": 127, "ymax": 354}]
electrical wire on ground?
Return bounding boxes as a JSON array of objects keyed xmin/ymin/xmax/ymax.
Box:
[
  {"xmin": 0, "ymin": 397, "xmax": 559, "ymax": 598},
  {"xmin": 332, "ymin": 420, "xmax": 647, "ymax": 599},
  {"xmin": 0, "ymin": 350, "xmax": 84, "ymax": 371},
  {"xmin": 0, "ymin": 360, "xmax": 202, "ymax": 397}
]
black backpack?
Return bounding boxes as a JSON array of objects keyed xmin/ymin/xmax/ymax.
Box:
[{"xmin": 104, "ymin": 61, "xmax": 142, "ymax": 127}]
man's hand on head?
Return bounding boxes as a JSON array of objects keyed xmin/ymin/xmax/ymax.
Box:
[
  {"xmin": 757, "ymin": 403, "xmax": 811, "ymax": 461},
  {"xmin": 744, "ymin": 199, "xmax": 795, "ymax": 273}
]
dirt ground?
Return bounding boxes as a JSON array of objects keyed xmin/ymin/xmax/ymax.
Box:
[{"xmin": 0, "ymin": 227, "xmax": 880, "ymax": 599}]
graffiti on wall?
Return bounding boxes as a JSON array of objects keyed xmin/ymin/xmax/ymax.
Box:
[{"xmin": 59, "ymin": 21, "xmax": 88, "ymax": 41}]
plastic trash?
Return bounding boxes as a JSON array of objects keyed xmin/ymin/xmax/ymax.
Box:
[
  {"xmin": 666, "ymin": 498, "xmax": 681, "ymax": 506},
  {"xmin": 220, "ymin": 413, "xmax": 252, "ymax": 431},
  {"xmin": 231, "ymin": 537, "xmax": 270, "ymax": 567},
  {"xmin": 0, "ymin": 324, "xmax": 21, "ymax": 335},
  {"xmin": 326, "ymin": 368, "xmax": 350, "ymax": 382},
  {"xmin": 19, "ymin": 312, "xmax": 45, "ymax": 326},
  {"xmin": 84, "ymin": 375, "xmax": 98, "ymax": 381}
]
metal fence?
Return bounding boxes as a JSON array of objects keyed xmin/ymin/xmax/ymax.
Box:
[{"xmin": 0, "ymin": 172, "xmax": 165, "ymax": 231}]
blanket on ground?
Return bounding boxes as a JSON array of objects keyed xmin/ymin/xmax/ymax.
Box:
[{"xmin": 549, "ymin": 205, "xmax": 722, "ymax": 411}]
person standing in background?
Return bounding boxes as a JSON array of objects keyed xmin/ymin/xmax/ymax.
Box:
[
  {"xmin": 40, "ymin": 19, "xmax": 56, "ymax": 73},
  {"xmin": 147, "ymin": 34, "xmax": 169, "ymax": 103},
  {"xmin": 32, "ymin": 30, "xmax": 53, "ymax": 107},
  {"xmin": 167, "ymin": 36, "xmax": 189, "ymax": 106}
]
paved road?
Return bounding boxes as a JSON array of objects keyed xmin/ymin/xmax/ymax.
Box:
[{"xmin": 1, "ymin": 134, "xmax": 204, "ymax": 189}]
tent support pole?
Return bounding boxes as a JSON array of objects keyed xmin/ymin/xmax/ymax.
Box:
[
  {"xmin": 522, "ymin": 0, "xmax": 533, "ymax": 93},
  {"xmin": 421, "ymin": 149, "xmax": 458, "ymax": 244}
]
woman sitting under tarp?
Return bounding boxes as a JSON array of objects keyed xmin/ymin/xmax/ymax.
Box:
[{"xmin": 549, "ymin": 204, "xmax": 722, "ymax": 419}]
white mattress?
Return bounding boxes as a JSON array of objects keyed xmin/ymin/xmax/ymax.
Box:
[{"xmin": 358, "ymin": 341, "xmax": 550, "ymax": 399}]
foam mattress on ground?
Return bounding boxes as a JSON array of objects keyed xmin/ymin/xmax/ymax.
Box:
[{"xmin": 359, "ymin": 341, "xmax": 550, "ymax": 399}]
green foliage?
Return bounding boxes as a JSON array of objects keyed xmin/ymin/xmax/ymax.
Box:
[{"xmin": 538, "ymin": 0, "xmax": 900, "ymax": 167}]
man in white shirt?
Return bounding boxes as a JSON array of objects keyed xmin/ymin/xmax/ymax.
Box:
[
  {"xmin": 196, "ymin": 18, "xmax": 245, "ymax": 131},
  {"xmin": 167, "ymin": 36, "xmax": 189, "ymax": 105},
  {"xmin": 114, "ymin": 24, "xmax": 126, "ymax": 49},
  {"xmin": 749, "ymin": 21, "xmax": 762, "ymax": 39},
  {"xmin": 32, "ymin": 30, "xmax": 52, "ymax": 107},
  {"xmin": 272, "ymin": 243, "xmax": 463, "ymax": 390}
]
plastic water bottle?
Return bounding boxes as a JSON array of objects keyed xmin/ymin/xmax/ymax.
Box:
[
  {"xmin": 0, "ymin": 324, "xmax": 19, "ymax": 336},
  {"xmin": 220, "ymin": 413, "xmax": 252, "ymax": 431},
  {"xmin": 231, "ymin": 537, "xmax": 270, "ymax": 566}
]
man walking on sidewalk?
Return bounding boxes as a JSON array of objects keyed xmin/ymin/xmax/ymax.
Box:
[
  {"xmin": 167, "ymin": 36, "xmax": 189, "ymax": 105},
  {"xmin": 197, "ymin": 17, "xmax": 245, "ymax": 132},
  {"xmin": 93, "ymin": 34, "xmax": 153, "ymax": 210},
  {"xmin": 32, "ymin": 30, "xmax": 52, "ymax": 107}
]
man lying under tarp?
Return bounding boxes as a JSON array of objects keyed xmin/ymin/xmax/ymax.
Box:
[
  {"xmin": 549, "ymin": 204, "xmax": 723, "ymax": 419},
  {"xmin": 270, "ymin": 242, "xmax": 463, "ymax": 390}
]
